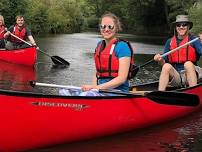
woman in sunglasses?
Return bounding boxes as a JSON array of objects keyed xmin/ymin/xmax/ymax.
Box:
[
  {"xmin": 154, "ymin": 15, "xmax": 202, "ymax": 91},
  {"xmin": 81, "ymin": 12, "xmax": 134, "ymax": 94}
]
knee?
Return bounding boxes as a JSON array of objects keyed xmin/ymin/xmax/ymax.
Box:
[
  {"xmin": 162, "ymin": 63, "xmax": 173, "ymax": 73},
  {"xmin": 184, "ymin": 61, "xmax": 195, "ymax": 70}
]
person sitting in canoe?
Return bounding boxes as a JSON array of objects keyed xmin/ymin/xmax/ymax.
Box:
[
  {"xmin": 0, "ymin": 15, "xmax": 6, "ymax": 49},
  {"xmin": 4, "ymin": 15, "xmax": 37, "ymax": 50},
  {"xmin": 80, "ymin": 12, "xmax": 135, "ymax": 95},
  {"xmin": 154, "ymin": 15, "xmax": 202, "ymax": 91}
]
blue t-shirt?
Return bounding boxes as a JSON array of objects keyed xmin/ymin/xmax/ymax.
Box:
[
  {"xmin": 97, "ymin": 40, "xmax": 132, "ymax": 92},
  {"xmin": 163, "ymin": 35, "xmax": 202, "ymax": 71}
]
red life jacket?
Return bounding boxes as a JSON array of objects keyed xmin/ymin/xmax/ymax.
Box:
[
  {"xmin": 168, "ymin": 36, "xmax": 197, "ymax": 63},
  {"xmin": 11, "ymin": 25, "xmax": 26, "ymax": 43},
  {"xmin": 0, "ymin": 25, "xmax": 5, "ymax": 39},
  {"xmin": 94, "ymin": 38, "xmax": 135, "ymax": 79}
]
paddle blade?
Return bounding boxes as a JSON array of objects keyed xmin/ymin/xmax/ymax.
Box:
[
  {"xmin": 146, "ymin": 91, "xmax": 200, "ymax": 106},
  {"xmin": 51, "ymin": 56, "xmax": 70, "ymax": 66}
]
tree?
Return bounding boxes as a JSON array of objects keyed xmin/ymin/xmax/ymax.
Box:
[{"xmin": 0, "ymin": 0, "xmax": 28, "ymax": 27}]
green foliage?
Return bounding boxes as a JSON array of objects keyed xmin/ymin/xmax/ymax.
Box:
[
  {"xmin": 189, "ymin": 1, "xmax": 202, "ymax": 34},
  {"xmin": 126, "ymin": 0, "xmax": 168, "ymax": 35},
  {"xmin": 0, "ymin": 0, "xmax": 201, "ymax": 35},
  {"xmin": 26, "ymin": 0, "xmax": 86, "ymax": 33},
  {"xmin": 0, "ymin": 0, "xmax": 28, "ymax": 27},
  {"xmin": 165, "ymin": 0, "xmax": 197, "ymax": 23},
  {"xmin": 26, "ymin": 0, "xmax": 49, "ymax": 34}
]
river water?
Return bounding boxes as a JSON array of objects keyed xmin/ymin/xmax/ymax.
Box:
[{"xmin": 0, "ymin": 32, "xmax": 202, "ymax": 151}]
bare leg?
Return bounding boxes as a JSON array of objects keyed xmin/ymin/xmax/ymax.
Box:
[
  {"xmin": 158, "ymin": 63, "xmax": 179, "ymax": 91},
  {"xmin": 184, "ymin": 61, "xmax": 197, "ymax": 87}
]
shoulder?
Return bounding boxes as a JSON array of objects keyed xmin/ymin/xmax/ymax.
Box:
[
  {"xmin": 165, "ymin": 38, "xmax": 172, "ymax": 44},
  {"xmin": 164, "ymin": 38, "xmax": 172, "ymax": 48},
  {"xmin": 25, "ymin": 26, "xmax": 31, "ymax": 31},
  {"xmin": 189, "ymin": 35, "xmax": 201, "ymax": 46},
  {"xmin": 163, "ymin": 38, "xmax": 172, "ymax": 53},
  {"xmin": 115, "ymin": 40, "xmax": 131, "ymax": 50},
  {"xmin": 25, "ymin": 26, "xmax": 32, "ymax": 35},
  {"xmin": 96, "ymin": 40, "xmax": 104, "ymax": 47},
  {"xmin": 115, "ymin": 40, "xmax": 132, "ymax": 58}
]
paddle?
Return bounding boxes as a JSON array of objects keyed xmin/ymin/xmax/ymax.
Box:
[
  {"xmin": 133, "ymin": 37, "xmax": 199, "ymax": 76},
  {"xmin": 29, "ymin": 81, "xmax": 199, "ymax": 107},
  {"xmin": 99, "ymin": 89, "xmax": 199, "ymax": 106},
  {"xmin": 8, "ymin": 32, "xmax": 70, "ymax": 66}
]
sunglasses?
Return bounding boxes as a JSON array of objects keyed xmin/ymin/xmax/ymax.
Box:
[
  {"xmin": 100, "ymin": 24, "xmax": 115, "ymax": 30},
  {"xmin": 176, "ymin": 23, "xmax": 188, "ymax": 27}
]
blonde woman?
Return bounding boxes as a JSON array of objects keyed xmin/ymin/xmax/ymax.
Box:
[
  {"xmin": 82, "ymin": 12, "xmax": 134, "ymax": 93},
  {"xmin": 0, "ymin": 15, "xmax": 6, "ymax": 48}
]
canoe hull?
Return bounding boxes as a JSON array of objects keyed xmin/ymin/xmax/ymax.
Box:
[
  {"xmin": 0, "ymin": 84, "xmax": 201, "ymax": 151},
  {"xmin": 0, "ymin": 47, "xmax": 37, "ymax": 66}
]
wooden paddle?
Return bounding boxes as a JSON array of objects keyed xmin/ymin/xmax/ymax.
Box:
[
  {"xmin": 29, "ymin": 81, "xmax": 200, "ymax": 107},
  {"xmin": 8, "ymin": 32, "xmax": 70, "ymax": 66},
  {"xmin": 133, "ymin": 37, "xmax": 199, "ymax": 76}
]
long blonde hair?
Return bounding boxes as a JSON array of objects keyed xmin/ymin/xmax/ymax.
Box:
[{"xmin": 0, "ymin": 15, "xmax": 5, "ymax": 25}]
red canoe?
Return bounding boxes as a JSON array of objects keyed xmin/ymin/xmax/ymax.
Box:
[
  {"xmin": 0, "ymin": 82, "xmax": 201, "ymax": 151},
  {"xmin": 0, "ymin": 47, "xmax": 37, "ymax": 66}
]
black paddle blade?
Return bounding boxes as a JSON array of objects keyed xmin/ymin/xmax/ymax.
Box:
[
  {"xmin": 146, "ymin": 91, "xmax": 200, "ymax": 106},
  {"xmin": 51, "ymin": 56, "xmax": 70, "ymax": 66}
]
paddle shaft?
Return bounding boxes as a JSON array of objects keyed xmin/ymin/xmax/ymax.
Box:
[
  {"xmin": 9, "ymin": 32, "xmax": 68, "ymax": 65},
  {"xmin": 32, "ymin": 82, "xmax": 81, "ymax": 90},
  {"xmin": 137, "ymin": 37, "xmax": 199, "ymax": 69},
  {"xmin": 9, "ymin": 32, "xmax": 51, "ymax": 57},
  {"xmin": 30, "ymin": 81, "xmax": 199, "ymax": 106}
]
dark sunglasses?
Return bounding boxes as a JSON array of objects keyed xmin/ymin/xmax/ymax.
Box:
[
  {"xmin": 100, "ymin": 24, "xmax": 114, "ymax": 30},
  {"xmin": 176, "ymin": 23, "xmax": 188, "ymax": 27}
]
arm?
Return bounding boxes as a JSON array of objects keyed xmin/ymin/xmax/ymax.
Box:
[
  {"xmin": 26, "ymin": 27, "xmax": 37, "ymax": 46},
  {"xmin": 28, "ymin": 35, "xmax": 37, "ymax": 46},
  {"xmin": 82, "ymin": 57, "xmax": 130, "ymax": 91},
  {"xmin": 191, "ymin": 35, "xmax": 202, "ymax": 56},
  {"xmin": 96, "ymin": 57, "xmax": 130, "ymax": 90},
  {"xmin": 154, "ymin": 54, "xmax": 165, "ymax": 66},
  {"xmin": 4, "ymin": 26, "xmax": 13, "ymax": 39},
  {"xmin": 199, "ymin": 33, "xmax": 202, "ymax": 44},
  {"xmin": 154, "ymin": 39, "xmax": 171, "ymax": 66}
]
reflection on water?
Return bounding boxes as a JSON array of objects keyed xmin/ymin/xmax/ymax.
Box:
[
  {"xmin": 0, "ymin": 60, "xmax": 36, "ymax": 91},
  {"xmin": 30, "ymin": 110, "xmax": 202, "ymax": 152},
  {"xmin": 1, "ymin": 32, "xmax": 202, "ymax": 151}
]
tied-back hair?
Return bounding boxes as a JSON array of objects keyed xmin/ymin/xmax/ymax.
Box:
[
  {"xmin": 100, "ymin": 12, "xmax": 122, "ymax": 32},
  {"xmin": 0, "ymin": 15, "xmax": 5, "ymax": 25}
]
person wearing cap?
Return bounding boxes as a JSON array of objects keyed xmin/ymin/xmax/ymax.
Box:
[{"xmin": 154, "ymin": 14, "xmax": 202, "ymax": 91}]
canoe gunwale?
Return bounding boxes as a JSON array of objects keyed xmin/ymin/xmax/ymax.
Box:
[{"xmin": 0, "ymin": 82, "xmax": 201, "ymax": 100}]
